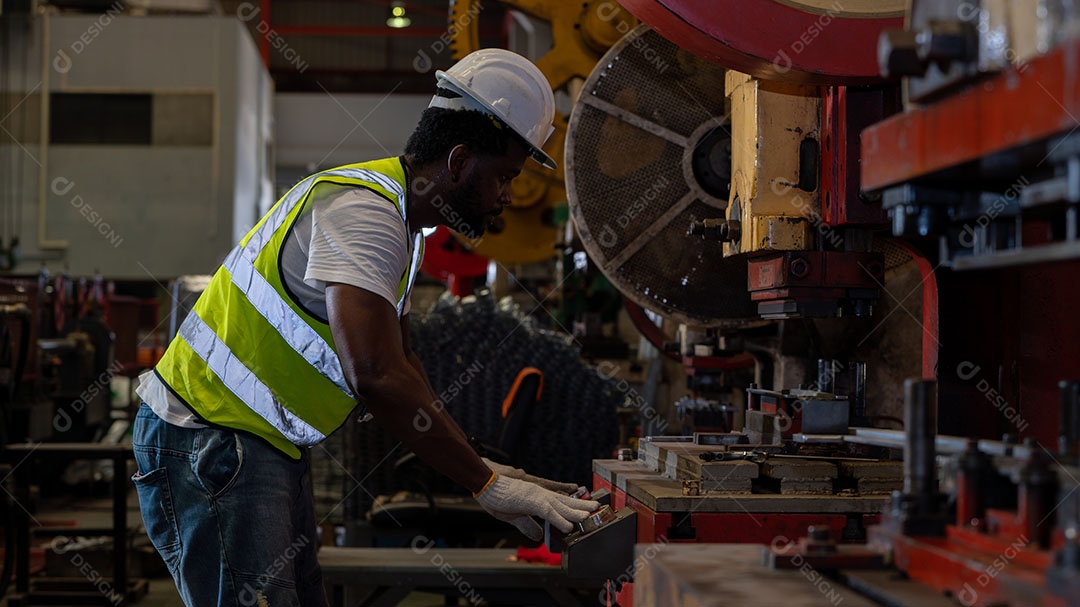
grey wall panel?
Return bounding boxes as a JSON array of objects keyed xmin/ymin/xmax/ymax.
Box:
[
  {"xmin": 1, "ymin": 15, "xmax": 270, "ymax": 280},
  {"xmin": 47, "ymin": 146, "xmax": 220, "ymax": 277},
  {"xmin": 273, "ymin": 92, "xmax": 429, "ymax": 170},
  {"xmin": 48, "ymin": 16, "xmax": 223, "ymax": 91}
]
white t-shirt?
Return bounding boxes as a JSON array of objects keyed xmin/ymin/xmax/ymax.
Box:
[
  {"xmin": 137, "ymin": 186, "xmax": 419, "ymax": 427},
  {"xmin": 283, "ymin": 183, "xmax": 415, "ymax": 319}
]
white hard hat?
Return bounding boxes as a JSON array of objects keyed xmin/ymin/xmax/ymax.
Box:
[{"xmin": 428, "ymin": 49, "xmax": 557, "ymax": 170}]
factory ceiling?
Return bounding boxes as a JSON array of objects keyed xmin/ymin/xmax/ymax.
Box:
[{"xmin": 218, "ymin": 0, "xmax": 508, "ymax": 93}]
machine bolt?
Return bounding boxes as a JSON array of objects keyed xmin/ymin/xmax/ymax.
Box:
[
  {"xmin": 790, "ymin": 257, "xmax": 810, "ymax": 279},
  {"xmin": 688, "ymin": 220, "xmax": 717, "ymax": 239},
  {"xmin": 688, "ymin": 218, "xmax": 740, "ymax": 242},
  {"xmin": 808, "ymin": 526, "xmax": 831, "ymax": 542},
  {"xmin": 804, "ymin": 525, "xmax": 837, "ymax": 555},
  {"xmin": 721, "ymin": 220, "xmax": 741, "ymax": 243}
]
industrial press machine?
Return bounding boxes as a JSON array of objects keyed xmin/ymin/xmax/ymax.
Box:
[{"xmin": 552, "ymin": 0, "xmax": 1080, "ymax": 605}]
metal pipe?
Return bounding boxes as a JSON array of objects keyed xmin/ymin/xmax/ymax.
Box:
[
  {"xmin": 38, "ymin": 12, "xmax": 68, "ymax": 251},
  {"xmin": 851, "ymin": 361, "xmax": 867, "ymax": 420},
  {"xmin": 1060, "ymin": 380, "xmax": 1080, "ymax": 458},
  {"xmin": 903, "ymin": 379, "xmax": 937, "ymax": 498},
  {"xmin": 817, "ymin": 359, "xmax": 835, "ymax": 392},
  {"xmin": 273, "ymin": 25, "xmax": 450, "ymax": 37},
  {"xmin": 956, "ymin": 438, "xmax": 988, "ymax": 527},
  {"xmin": 845, "ymin": 427, "xmax": 1034, "ymax": 459},
  {"xmin": 1018, "ymin": 439, "xmax": 1058, "ymax": 549}
]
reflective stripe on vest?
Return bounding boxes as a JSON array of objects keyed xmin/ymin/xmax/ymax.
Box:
[
  {"xmin": 401, "ymin": 233, "xmax": 424, "ymax": 316},
  {"xmin": 178, "ymin": 310, "xmax": 325, "ymax": 444},
  {"xmin": 176, "ymin": 165, "xmax": 414, "ymax": 446}
]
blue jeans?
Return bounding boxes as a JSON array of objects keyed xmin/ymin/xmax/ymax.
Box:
[{"xmin": 131, "ymin": 403, "xmax": 327, "ymax": 607}]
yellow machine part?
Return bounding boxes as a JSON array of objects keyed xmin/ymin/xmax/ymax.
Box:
[
  {"xmin": 724, "ymin": 70, "xmax": 821, "ymax": 256},
  {"xmin": 449, "ymin": 0, "xmax": 637, "ymax": 264}
]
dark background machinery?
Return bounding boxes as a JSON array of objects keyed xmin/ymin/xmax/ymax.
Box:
[{"xmin": 0, "ymin": 270, "xmax": 163, "ymax": 604}]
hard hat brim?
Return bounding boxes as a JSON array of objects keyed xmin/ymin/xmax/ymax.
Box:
[
  {"xmin": 530, "ymin": 148, "xmax": 558, "ymax": 170},
  {"xmin": 436, "ymin": 69, "xmax": 558, "ymax": 170}
]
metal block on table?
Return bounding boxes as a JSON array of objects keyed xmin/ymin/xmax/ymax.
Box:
[
  {"xmin": 760, "ymin": 457, "xmax": 837, "ymax": 495},
  {"xmin": 639, "ymin": 437, "xmax": 690, "ymax": 473},
  {"xmin": 801, "ymin": 400, "xmax": 850, "ymax": 435},
  {"xmin": 674, "ymin": 452, "xmax": 758, "ymax": 493},
  {"xmin": 761, "ymin": 459, "xmax": 837, "ymax": 480},
  {"xmin": 661, "ymin": 444, "xmax": 727, "ymax": 479},
  {"xmin": 703, "ymin": 480, "xmax": 753, "ymax": 494},
  {"xmin": 593, "ymin": 459, "xmax": 652, "ymax": 485},
  {"xmin": 745, "ymin": 409, "xmax": 780, "ymax": 444},
  {"xmin": 838, "ymin": 460, "xmax": 903, "ymax": 479},
  {"xmin": 562, "ymin": 507, "xmax": 638, "ymax": 580},
  {"xmin": 838, "ymin": 460, "xmax": 904, "ymax": 495}
]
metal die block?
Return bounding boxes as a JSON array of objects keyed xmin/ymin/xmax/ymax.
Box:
[{"xmin": 562, "ymin": 507, "xmax": 638, "ymax": 580}]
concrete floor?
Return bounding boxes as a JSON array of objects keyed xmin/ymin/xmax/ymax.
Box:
[
  {"xmin": 0, "ymin": 494, "xmax": 464, "ymax": 607},
  {"xmin": 139, "ymin": 581, "xmax": 454, "ymax": 607},
  {"xmin": 6, "ymin": 581, "xmax": 451, "ymax": 607}
]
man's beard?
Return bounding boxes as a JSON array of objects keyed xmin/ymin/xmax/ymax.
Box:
[{"xmin": 444, "ymin": 175, "xmax": 487, "ymax": 240}]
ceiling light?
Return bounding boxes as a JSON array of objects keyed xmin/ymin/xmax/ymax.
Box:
[{"xmin": 387, "ymin": 1, "xmax": 411, "ymax": 28}]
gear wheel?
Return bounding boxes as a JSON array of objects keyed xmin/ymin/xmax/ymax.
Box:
[{"xmin": 443, "ymin": 0, "xmax": 636, "ymax": 264}]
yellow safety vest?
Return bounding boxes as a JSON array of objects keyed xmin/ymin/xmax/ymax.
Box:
[{"xmin": 152, "ymin": 157, "xmax": 424, "ymax": 458}]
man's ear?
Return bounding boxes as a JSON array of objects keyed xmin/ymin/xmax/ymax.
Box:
[{"xmin": 447, "ymin": 144, "xmax": 473, "ymax": 183}]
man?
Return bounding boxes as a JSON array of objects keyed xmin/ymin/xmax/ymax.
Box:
[{"xmin": 131, "ymin": 49, "xmax": 600, "ymax": 607}]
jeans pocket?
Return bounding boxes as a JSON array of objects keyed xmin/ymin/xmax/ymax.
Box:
[
  {"xmin": 131, "ymin": 467, "xmax": 182, "ymax": 572},
  {"xmin": 192, "ymin": 428, "xmax": 244, "ymax": 498}
]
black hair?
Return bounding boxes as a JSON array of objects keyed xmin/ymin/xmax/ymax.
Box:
[{"xmin": 404, "ymin": 103, "xmax": 527, "ymax": 166}]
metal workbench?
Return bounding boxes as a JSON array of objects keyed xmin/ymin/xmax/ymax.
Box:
[{"xmin": 319, "ymin": 547, "xmax": 603, "ymax": 606}]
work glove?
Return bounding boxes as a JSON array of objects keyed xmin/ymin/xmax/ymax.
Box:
[
  {"xmin": 474, "ymin": 473, "xmax": 601, "ymax": 541},
  {"xmin": 481, "ymin": 458, "xmax": 582, "ymax": 494}
]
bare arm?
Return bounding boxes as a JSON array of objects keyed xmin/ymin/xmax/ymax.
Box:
[
  {"xmin": 400, "ymin": 314, "xmax": 472, "ymax": 444},
  {"xmin": 326, "ymin": 283, "xmax": 492, "ymax": 493}
]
